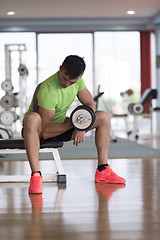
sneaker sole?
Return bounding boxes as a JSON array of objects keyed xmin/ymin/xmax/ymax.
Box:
[
  {"xmin": 29, "ymin": 188, "xmax": 42, "ymax": 194},
  {"xmin": 29, "ymin": 191, "xmax": 42, "ymax": 194},
  {"xmin": 95, "ymin": 179, "xmax": 126, "ymax": 184}
]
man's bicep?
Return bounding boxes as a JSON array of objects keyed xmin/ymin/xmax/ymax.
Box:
[{"xmin": 77, "ymin": 87, "xmax": 95, "ymax": 108}]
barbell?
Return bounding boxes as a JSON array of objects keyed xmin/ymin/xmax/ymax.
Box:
[{"xmin": 70, "ymin": 105, "xmax": 96, "ymax": 131}]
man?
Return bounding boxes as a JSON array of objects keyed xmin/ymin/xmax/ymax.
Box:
[{"xmin": 23, "ymin": 55, "xmax": 126, "ymax": 194}]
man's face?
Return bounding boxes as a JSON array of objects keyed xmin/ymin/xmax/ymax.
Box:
[{"xmin": 58, "ymin": 66, "xmax": 81, "ymax": 88}]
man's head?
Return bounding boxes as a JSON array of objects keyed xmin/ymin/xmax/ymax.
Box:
[
  {"xmin": 58, "ymin": 55, "xmax": 86, "ymax": 88},
  {"xmin": 61, "ymin": 55, "xmax": 86, "ymax": 79}
]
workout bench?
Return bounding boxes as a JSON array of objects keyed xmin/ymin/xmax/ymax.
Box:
[{"xmin": 0, "ymin": 138, "xmax": 66, "ymax": 183}]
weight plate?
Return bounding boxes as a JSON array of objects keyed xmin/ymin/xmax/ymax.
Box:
[
  {"xmin": 133, "ymin": 103, "xmax": 144, "ymax": 115},
  {"xmin": 126, "ymin": 89, "xmax": 133, "ymax": 96},
  {"xmin": 0, "ymin": 127, "xmax": 11, "ymax": 139},
  {"xmin": 128, "ymin": 103, "xmax": 135, "ymax": 114},
  {"xmin": 0, "ymin": 94, "xmax": 15, "ymax": 109},
  {"xmin": 1, "ymin": 80, "xmax": 13, "ymax": 92},
  {"xmin": 18, "ymin": 64, "xmax": 28, "ymax": 76},
  {"xmin": 70, "ymin": 105, "xmax": 95, "ymax": 131},
  {"xmin": 0, "ymin": 110, "xmax": 15, "ymax": 126}
]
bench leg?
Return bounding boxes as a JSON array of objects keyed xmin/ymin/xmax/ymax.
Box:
[
  {"xmin": 0, "ymin": 148, "xmax": 66, "ymax": 183},
  {"xmin": 51, "ymin": 149, "xmax": 66, "ymax": 183}
]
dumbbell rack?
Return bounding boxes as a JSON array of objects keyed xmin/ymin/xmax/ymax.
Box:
[{"xmin": 0, "ymin": 44, "xmax": 28, "ymax": 138}]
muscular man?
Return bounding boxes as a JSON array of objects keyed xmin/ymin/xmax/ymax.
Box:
[{"xmin": 23, "ymin": 55, "xmax": 126, "ymax": 194}]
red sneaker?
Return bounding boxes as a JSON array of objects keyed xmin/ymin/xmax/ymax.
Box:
[
  {"xmin": 29, "ymin": 172, "xmax": 43, "ymax": 194},
  {"xmin": 95, "ymin": 165, "xmax": 126, "ymax": 184}
]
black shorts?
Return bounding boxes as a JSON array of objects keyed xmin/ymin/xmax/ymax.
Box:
[{"xmin": 21, "ymin": 128, "xmax": 74, "ymax": 143}]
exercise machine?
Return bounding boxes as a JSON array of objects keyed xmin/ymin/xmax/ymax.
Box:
[{"xmin": 128, "ymin": 88, "xmax": 159, "ymax": 139}]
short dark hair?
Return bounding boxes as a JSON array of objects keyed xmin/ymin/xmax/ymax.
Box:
[{"xmin": 61, "ymin": 55, "xmax": 86, "ymax": 79}]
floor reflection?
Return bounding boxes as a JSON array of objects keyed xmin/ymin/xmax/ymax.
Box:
[
  {"xmin": 95, "ymin": 183, "xmax": 126, "ymax": 240},
  {"xmin": 25, "ymin": 184, "xmax": 92, "ymax": 240},
  {"xmin": 1, "ymin": 158, "xmax": 160, "ymax": 240}
]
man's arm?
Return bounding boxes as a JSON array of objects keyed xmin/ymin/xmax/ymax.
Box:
[
  {"xmin": 77, "ymin": 87, "xmax": 96, "ymax": 112},
  {"xmin": 39, "ymin": 87, "xmax": 95, "ymax": 142},
  {"xmin": 38, "ymin": 106, "xmax": 72, "ymax": 139},
  {"xmin": 71, "ymin": 87, "xmax": 96, "ymax": 146}
]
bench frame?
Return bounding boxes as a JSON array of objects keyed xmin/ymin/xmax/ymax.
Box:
[{"xmin": 0, "ymin": 144, "xmax": 66, "ymax": 183}]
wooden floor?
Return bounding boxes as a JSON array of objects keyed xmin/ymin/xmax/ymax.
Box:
[{"xmin": 0, "ymin": 136, "xmax": 160, "ymax": 240}]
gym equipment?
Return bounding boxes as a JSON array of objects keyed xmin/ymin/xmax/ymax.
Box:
[
  {"xmin": 0, "ymin": 44, "xmax": 28, "ymax": 136},
  {"xmin": 18, "ymin": 64, "xmax": 28, "ymax": 76},
  {"xmin": 0, "ymin": 110, "xmax": 17, "ymax": 126},
  {"xmin": 127, "ymin": 88, "xmax": 159, "ymax": 139},
  {"xmin": 70, "ymin": 105, "xmax": 95, "ymax": 131},
  {"xmin": 93, "ymin": 85, "xmax": 104, "ymax": 110},
  {"xmin": 0, "ymin": 127, "xmax": 12, "ymax": 139},
  {"xmin": 0, "ymin": 94, "xmax": 17, "ymax": 109},
  {"xmin": 1, "ymin": 80, "xmax": 13, "ymax": 92},
  {"xmin": 128, "ymin": 103, "xmax": 144, "ymax": 115},
  {"xmin": 133, "ymin": 103, "xmax": 144, "ymax": 115},
  {"xmin": 0, "ymin": 138, "xmax": 66, "ymax": 183},
  {"xmin": 128, "ymin": 89, "xmax": 157, "ymax": 115},
  {"xmin": 93, "ymin": 85, "xmax": 118, "ymax": 142},
  {"xmin": 120, "ymin": 88, "xmax": 133, "ymax": 97},
  {"xmin": 111, "ymin": 89, "xmax": 134, "ymax": 140}
]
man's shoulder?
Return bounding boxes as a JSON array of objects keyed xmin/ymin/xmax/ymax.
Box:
[
  {"xmin": 44, "ymin": 72, "xmax": 58, "ymax": 83},
  {"xmin": 41, "ymin": 72, "xmax": 59, "ymax": 88},
  {"xmin": 76, "ymin": 77, "xmax": 85, "ymax": 91}
]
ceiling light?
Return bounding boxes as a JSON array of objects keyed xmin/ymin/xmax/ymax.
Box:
[
  {"xmin": 7, "ymin": 11, "xmax": 16, "ymax": 16},
  {"xmin": 126, "ymin": 10, "xmax": 136, "ymax": 15}
]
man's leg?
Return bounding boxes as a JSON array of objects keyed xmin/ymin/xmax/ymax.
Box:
[
  {"xmin": 23, "ymin": 113, "xmax": 43, "ymax": 194},
  {"xmin": 93, "ymin": 111, "xmax": 110, "ymax": 165},
  {"xmin": 90, "ymin": 111, "xmax": 126, "ymax": 184},
  {"xmin": 23, "ymin": 113, "xmax": 73, "ymax": 193},
  {"xmin": 23, "ymin": 112, "xmax": 42, "ymax": 172}
]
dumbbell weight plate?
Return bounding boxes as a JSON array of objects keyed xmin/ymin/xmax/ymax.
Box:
[
  {"xmin": 70, "ymin": 105, "xmax": 95, "ymax": 131},
  {"xmin": 0, "ymin": 94, "xmax": 15, "ymax": 109},
  {"xmin": 133, "ymin": 103, "xmax": 144, "ymax": 115},
  {"xmin": 126, "ymin": 89, "xmax": 133, "ymax": 96},
  {"xmin": 1, "ymin": 80, "xmax": 13, "ymax": 92},
  {"xmin": 128, "ymin": 103, "xmax": 135, "ymax": 114},
  {"xmin": 0, "ymin": 127, "xmax": 11, "ymax": 139},
  {"xmin": 18, "ymin": 64, "xmax": 28, "ymax": 76},
  {"xmin": 0, "ymin": 110, "xmax": 15, "ymax": 126}
]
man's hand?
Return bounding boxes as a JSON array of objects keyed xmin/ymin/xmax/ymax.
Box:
[{"xmin": 71, "ymin": 129, "xmax": 85, "ymax": 146}]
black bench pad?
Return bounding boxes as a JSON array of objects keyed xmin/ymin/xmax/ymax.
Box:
[{"xmin": 0, "ymin": 138, "xmax": 63, "ymax": 149}]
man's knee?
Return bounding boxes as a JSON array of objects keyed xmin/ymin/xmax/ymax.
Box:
[
  {"xmin": 23, "ymin": 112, "xmax": 42, "ymax": 132},
  {"xmin": 95, "ymin": 111, "xmax": 111, "ymax": 126}
]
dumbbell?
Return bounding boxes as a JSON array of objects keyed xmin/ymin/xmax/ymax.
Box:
[{"xmin": 70, "ymin": 105, "xmax": 96, "ymax": 131}]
